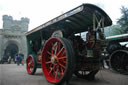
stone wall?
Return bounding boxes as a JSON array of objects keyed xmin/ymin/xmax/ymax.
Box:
[
  {"xmin": 0, "ymin": 32, "xmax": 2, "ymax": 60},
  {"xmin": 0, "ymin": 15, "xmax": 29, "ymax": 61},
  {"xmin": 2, "ymin": 15, "xmax": 29, "ymax": 32}
]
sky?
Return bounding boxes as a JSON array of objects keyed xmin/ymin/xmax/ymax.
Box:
[{"xmin": 0, "ymin": 0, "xmax": 128, "ymax": 31}]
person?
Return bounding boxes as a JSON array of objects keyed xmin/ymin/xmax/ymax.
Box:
[
  {"xmin": 14, "ymin": 57, "xmax": 17, "ymax": 64},
  {"xmin": 8, "ymin": 56, "xmax": 11, "ymax": 64},
  {"xmin": 21, "ymin": 56, "xmax": 24, "ymax": 65},
  {"xmin": 21, "ymin": 59, "xmax": 24, "ymax": 65},
  {"xmin": 16, "ymin": 54, "xmax": 22, "ymax": 65}
]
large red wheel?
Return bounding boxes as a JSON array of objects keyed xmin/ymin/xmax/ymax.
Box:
[
  {"xmin": 26, "ymin": 54, "xmax": 37, "ymax": 75},
  {"xmin": 42, "ymin": 37, "xmax": 75, "ymax": 84}
]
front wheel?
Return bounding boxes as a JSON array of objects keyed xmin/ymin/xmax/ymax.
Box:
[
  {"xmin": 26, "ymin": 54, "xmax": 37, "ymax": 75},
  {"xmin": 42, "ymin": 37, "xmax": 75, "ymax": 85}
]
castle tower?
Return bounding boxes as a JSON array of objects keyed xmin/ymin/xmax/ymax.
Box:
[
  {"xmin": 21, "ymin": 17, "xmax": 29, "ymax": 32},
  {"xmin": 0, "ymin": 15, "xmax": 30, "ymax": 61},
  {"xmin": 2, "ymin": 15, "xmax": 13, "ymax": 29},
  {"xmin": 2, "ymin": 15, "xmax": 29, "ymax": 32}
]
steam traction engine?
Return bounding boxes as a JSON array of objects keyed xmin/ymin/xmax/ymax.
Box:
[
  {"xmin": 106, "ymin": 34, "xmax": 128, "ymax": 75},
  {"xmin": 26, "ymin": 4, "xmax": 112, "ymax": 85}
]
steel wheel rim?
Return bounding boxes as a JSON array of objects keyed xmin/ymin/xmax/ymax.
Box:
[
  {"xmin": 110, "ymin": 51, "xmax": 128, "ymax": 74},
  {"xmin": 42, "ymin": 38, "xmax": 67, "ymax": 83},
  {"xmin": 26, "ymin": 55, "xmax": 34, "ymax": 74},
  {"xmin": 110, "ymin": 53, "xmax": 121, "ymax": 71}
]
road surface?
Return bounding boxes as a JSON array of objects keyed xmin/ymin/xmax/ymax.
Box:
[{"xmin": 0, "ymin": 64, "xmax": 128, "ymax": 85}]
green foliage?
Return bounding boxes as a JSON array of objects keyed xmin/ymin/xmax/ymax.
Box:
[
  {"xmin": 105, "ymin": 6, "xmax": 128, "ymax": 37},
  {"xmin": 104, "ymin": 25, "xmax": 122, "ymax": 37},
  {"xmin": 117, "ymin": 6, "xmax": 128, "ymax": 33}
]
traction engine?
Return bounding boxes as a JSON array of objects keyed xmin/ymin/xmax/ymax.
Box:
[{"xmin": 26, "ymin": 4, "xmax": 112, "ymax": 85}]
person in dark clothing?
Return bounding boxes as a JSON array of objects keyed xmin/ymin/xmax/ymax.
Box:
[{"xmin": 16, "ymin": 55, "xmax": 22, "ymax": 65}]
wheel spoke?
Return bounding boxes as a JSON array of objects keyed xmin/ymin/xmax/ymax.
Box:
[
  {"xmin": 51, "ymin": 43, "xmax": 54, "ymax": 54},
  {"xmin": 30, "ymin": 61, "xmax": 34, "ymax": 67},
  {"xmin": 54, "ymin": 42, "xmax": 58, "ymax": 55},
  {"xmin": 51, "ymin": 47, "xmax": 54, "ymax": 55},
  {"xmin": 52, "ymin": 42, "xmax": 58, "ymax": 55},
  {"xmin": 48, "ymin": 63, "xmax": 53, "ymax": 71},
  {"xmin": 29, "ymin": 61, "xmax": 34, "ymax": 67},
  {"xmin": 27, "ymin": 63, "xmax": 30, "ymax": 68},
  {"xmin": 46, "ymin": 61, "xmax": 52, "ymax": 64},
  {"xmin": 57, "ymin": 47, "xmax": 64, "ymax": 57},
  {"xmin": 47, "ymin": 51, "xmax": 52, "ymax": 56},
  {"xmin": 48, "ymin": 65, "xmax": 56, "ymax": 75},
  {"xmin": 59, "ymin": 50, "xmax": 66, "ymax": 58},
  {"xmin": 58, "ymin": 56, "xmax": 67, "ymax": 60},
  {"xmin": 59, "ymin": 63, "xmax": 66, "ymax": 69},
  {"xmin": 57, "ymin": 67, "xmax": 62, "ymax": 78},
  {"xmin": 55, "ymin": 66, "xmax": 59, "ymax": 80},
  {"xmin": 61, "ymin": 67, "xmax": 64, "ymax": 76},
  {"xmin": 52, "ymin": 65, "xmax": 56, "ymax": 76}
]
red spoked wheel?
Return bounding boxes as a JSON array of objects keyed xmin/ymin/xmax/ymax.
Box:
[
  {"xmin": 74, "ymin": 70, "xmax": 99, "ymax": 80},
  {"xmin": 42, "ymin": 37, "xmax": 75, "ymax": 84},
  {"xmin": 26, "ymin": 55, "xmax": 37, "ymax": 75}
]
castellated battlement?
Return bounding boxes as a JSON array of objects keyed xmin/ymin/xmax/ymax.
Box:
[
  {"xmin": 21, "ymin": 17, "xmax": 29, "ymax": 23},
  {"xmin": 3, "ymin": 15, "xmax": 13, "ymax": 21},
  {"xmin": 2, "ymin": 15, "xmax": 29, "ymax": 32}
]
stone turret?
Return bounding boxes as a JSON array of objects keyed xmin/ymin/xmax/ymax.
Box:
[
  {"xmin": 21, "ymin": 17, "xmax": 29, "ymax": 32},
  {"xmin": 2, "ymin": 15, "xmax": 29, "ymax": 33},
  {"xmin": 2, "ymin": 15, "xmax": 13, "ymax": 29}
]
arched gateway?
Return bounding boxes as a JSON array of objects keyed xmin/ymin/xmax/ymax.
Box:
[
  {"xmin": 0, "ymin": 15, "xmax": 29, "ymax": 62},
  {"xmin": 4, "ymin": 43, "xmax": 18, "ymax": 60}
]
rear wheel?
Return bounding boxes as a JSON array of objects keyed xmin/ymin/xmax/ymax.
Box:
[
  {"xmin": 26, "ymin": 54, "xmax": 37, "ymax": 75},
  {"xmin": 109, "ymin": 50, "xmax": 128, "ymax": 75},
  {"xmin": 42, "ymin": 37, "xmax": 75, "ymax": 84}
]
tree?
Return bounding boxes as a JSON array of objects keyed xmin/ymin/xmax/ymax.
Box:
[
  {"xmin": 105, "ymin": 6, "xmax": 128, "ymax": 37},
  {"xmin": 104, "ymin": 25, "xmax": 122, "ymax": 37},
  {"xmin": 117, "ymin": 6, "xmax": 128, "ymax": 33}
]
